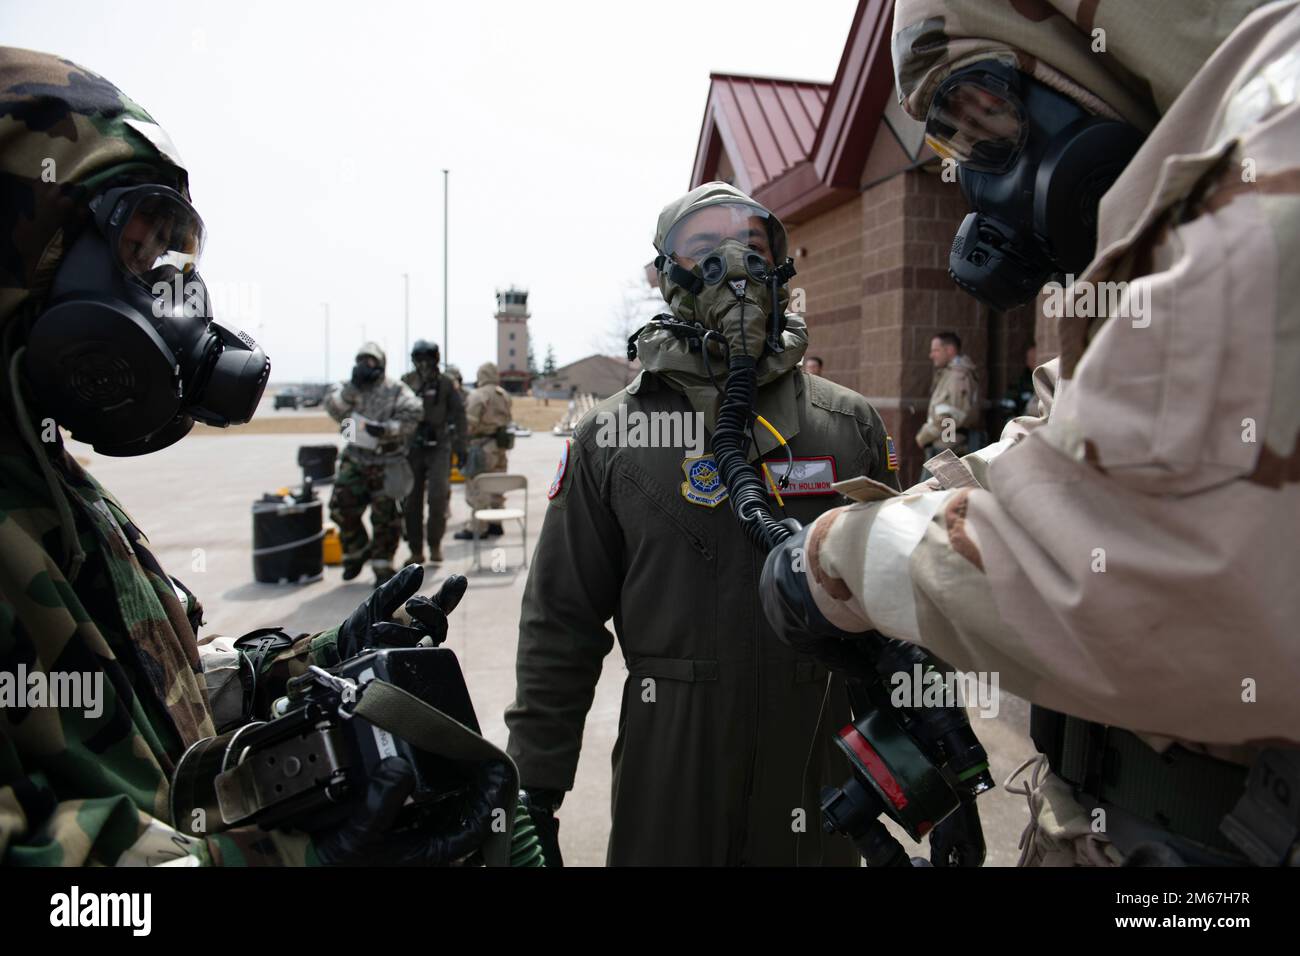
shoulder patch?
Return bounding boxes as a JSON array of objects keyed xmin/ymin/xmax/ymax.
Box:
[
  {"xmin": 548, "ymin": 440, "xmax": 571, "ymax": 499},
  {"xmin": 885, "ymin": 435, "xmax": 899, "ymax": 471},
  {"xmin": 680, "ymin": 455, "xmax": 728, "ymax": 507}
]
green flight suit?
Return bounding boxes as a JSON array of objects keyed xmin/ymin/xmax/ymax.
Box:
[{"xmin": 505, "ymin": 368, "xmax": 900, "ymax": 865}]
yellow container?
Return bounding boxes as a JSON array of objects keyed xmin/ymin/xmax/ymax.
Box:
[
  {"xmin": 322, "ymin": 526, "xmax": 342, "ymax": 565},
  {"xmin": 450, "ymin": 451, "xmax": 465, "ymax": 484}
]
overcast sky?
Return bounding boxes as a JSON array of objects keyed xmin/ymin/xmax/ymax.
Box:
[{"xmin": 7, "ymin": 0, "xmax": 857, "ymax": 382}]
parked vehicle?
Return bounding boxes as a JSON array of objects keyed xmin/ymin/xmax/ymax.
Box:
[{"xmin": 299, "ymin": 383, "xmax": 329, "ymax": 407}]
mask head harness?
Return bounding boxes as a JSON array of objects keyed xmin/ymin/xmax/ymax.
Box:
[
  {"xmin": 927, "ymin": 59, "xmax": 1144, "ymax": 311},
  {"xmin": 22, "ymin": 182, "xmax": 270, "ymax": 456}
]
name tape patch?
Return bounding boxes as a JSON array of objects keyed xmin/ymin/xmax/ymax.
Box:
[{"xmin": 763, "ymin": 456, "xmax": 838, "ymax": 496}]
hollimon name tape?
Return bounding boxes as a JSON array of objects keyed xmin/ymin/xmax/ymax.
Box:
[{"xmin": 763, "ymin": 456, "xmax": 837, "ymax": 496}]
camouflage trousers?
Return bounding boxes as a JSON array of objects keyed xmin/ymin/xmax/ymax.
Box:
[
  {"xmin": 329, "ymin": 455, "xmax": 403, "ymax": 567},
  {"xmin": 464, "ymin": 439, "xmax": 508, "ymax": 532},
  {"xmin": 404, "ymin": 443, "xmax": 452, "ymax": 555}
]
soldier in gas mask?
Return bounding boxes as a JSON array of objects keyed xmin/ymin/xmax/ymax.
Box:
[
  {"xmin": 761, "ymin": 0, "xmax": 1300, "ymax": 866},
  {"xmin": 505, "ymin": 183, "xmax": 901, "ymax": 865},
  {"xmin": 401, "ymin": 340, "xmax": 466, "ymax": 565},
  {"xmin": 0, "ymin": 48, "xmax": 509, "ymax": 865},
  {"xmin": 325, "ymin": 342, "xmax": 422, "ymax": 585}
]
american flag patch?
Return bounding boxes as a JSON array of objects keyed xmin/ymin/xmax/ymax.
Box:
[{"xmin": 885, "ymin": 435, "xmax": 899, "ymax": 471}]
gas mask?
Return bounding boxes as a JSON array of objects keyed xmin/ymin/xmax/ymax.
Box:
[
  {"xmin": 928, "ymin": 60, "xmax": 1145, "ymax": 311},
  {"xmin": 411, "ymin": 340, "xmax": 440, "ymax": 380},
  {"xmin": 23, "ymin": 183, "xmax": 270, "ymax": 457},
  {"xmin": 657, "ymin": 201, "xmax": 796, "ymax": 363},
  {"xmin": 352, "ymin": 360, "xmax": 383, "ymax": 388}
]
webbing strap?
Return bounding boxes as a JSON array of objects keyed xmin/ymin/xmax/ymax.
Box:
[
  {"xmin": 354, "ymin": 680, "xmax": 518, "ymax": 866},
  {"xmin": 1032, "ymin": 707, "xmax": 1248, "ymax": 854}
]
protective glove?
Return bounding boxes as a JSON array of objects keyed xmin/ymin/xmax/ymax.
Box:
[
  {"xmin": 519, "ymin": 788, "xmax": 564, "ymax": 867},
  {"xmin": 313, "ymin": 756, "xmax": 513, "ymax": 866},
  {"xmin": 928, "ymin": 794, "xmax": 987, "ymax": 867},
  {"xmin": 364, "ymin": 421, "xmax": 387, "ymax": 438},
  {"xmin": 759, "ymin": 525, "xmax": 877, "ymax": 680},
  {"xmin": 336, "ymin": 565, "xmax": 468, "ymax": 660}
]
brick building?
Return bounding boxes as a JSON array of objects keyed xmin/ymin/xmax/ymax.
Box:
[{"xmin": 687, "ymin": 0, "xmax": 1042, "ymax": 483}]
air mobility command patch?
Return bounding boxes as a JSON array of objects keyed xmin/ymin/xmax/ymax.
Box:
[
  {"xmin": 680, "ymin": 454, "xmax": 728, "ymax": 507},
  {"xmin": 885, "ymin": 435, "xmax": 899, "ymax": 471},
  {"xmin": 548, "ymin": 440, "xmax": 570, "ymax": 499}
]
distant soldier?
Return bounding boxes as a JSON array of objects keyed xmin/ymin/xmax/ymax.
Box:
[
  {"xmin": 454, "ymin": 362, "xmax": 513, "ymax": 540},
  {"xmin": 401, "ymin": 340, "xmax": 466, "ymax": 565},
  {"xmin": 325, "ymin": 342, "xmax": 422, "ymax": 584},
  {"xmin": 916, "ymin": 331, "xmax": 982, "ymax": 459}
]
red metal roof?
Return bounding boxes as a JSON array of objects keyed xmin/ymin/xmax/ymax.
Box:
[
  {"xmin": 690, "ymin": 0, "xmax": 898, "ymax": 224},
  {"xmin": 691, "ymin": 73, "xmax": 831, "ymax": 193}
]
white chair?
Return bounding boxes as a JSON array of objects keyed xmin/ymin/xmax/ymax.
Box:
[{"xmin": 468, "ymin": 473, "xmax": 528, "ymax": 571}]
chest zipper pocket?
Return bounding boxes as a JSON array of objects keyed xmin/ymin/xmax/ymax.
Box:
[{"xmin": 618, "ymin": 461, "xmax": 714, "ymax": 560}]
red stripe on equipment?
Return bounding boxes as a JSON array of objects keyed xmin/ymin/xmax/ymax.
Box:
[{"xmin": 839, "ymin": 725, "xmax": 909, "ymax": 810}]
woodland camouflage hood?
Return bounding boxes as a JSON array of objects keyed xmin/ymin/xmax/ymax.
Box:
[
  {"xmin": 0, "ymin": 47, "xmax": 188, "ymax": 342},
  {"xmin": 891, "ymin": 0, "xmax": 1271, "ymax": 131}
]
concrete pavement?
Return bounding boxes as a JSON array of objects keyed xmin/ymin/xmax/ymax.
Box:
[{"xmin": 72, "ymin": 412, "xmax": 1039, "ymax": 866}]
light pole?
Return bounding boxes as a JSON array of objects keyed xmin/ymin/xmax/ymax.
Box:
[
  {"xmin": 322, "ymin": 302, "xmax": 330, "ymax": 381},
  {"xmin": 403, "ymin": 272, "xmax": 410, "ymax": 375},
  {"xmin": 442, "ymin": 168, "xmax": 449, "ymax": 364}
]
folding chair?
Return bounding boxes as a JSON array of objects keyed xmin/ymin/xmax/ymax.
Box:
[{"xmin": 468, "ymin": 473, "xmax": 529, "ymax": 571}]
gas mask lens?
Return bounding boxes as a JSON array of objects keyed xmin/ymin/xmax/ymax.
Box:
[
  {"xmin": 926, "ymin": 70, "xmax": 1027, "ymax": 173},
  {"xmin": 93, "ymin": 184, "xmax": 206, "ymax": 287},
  {"xmin": 698, "ymin": 249, "xmax": 770, "ymax": 285},
  {"xmin": 664, "ymin": 202, "xmax": 778, "ymax": 271}
]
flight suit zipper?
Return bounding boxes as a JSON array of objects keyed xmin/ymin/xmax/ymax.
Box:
[{"xmin": 738, "ymin": 536, "xmax": 763, "ymax": 865}]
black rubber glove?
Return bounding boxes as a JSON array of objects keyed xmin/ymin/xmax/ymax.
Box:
[
  {"xmin": 313, "ymin": 756, "xmax": 513, "ymax": 866},
  {"xmin": 519, "ymin": 789, "xmax": 564, "ymax": 867},
  {"xmin": 928, "ymin": 794, "xmax": 987, "ymax": 867},
  {"xmin": 336, "ymin": 565, "xmax": 468, "ymax": 660},
  {"xmin": 759, "ymin": 525, "xmax": 878, "ymax": 679},
  {"xmin": 364, "ymin": 421, "xmax": 387, "ymax": 438}
]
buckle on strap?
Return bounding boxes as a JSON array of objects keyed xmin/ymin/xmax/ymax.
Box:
[{"xmin": 1222, "ymin": 749, "xmax": 1300, "ymax": 866}]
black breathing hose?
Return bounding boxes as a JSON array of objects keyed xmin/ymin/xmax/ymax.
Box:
[{"xmin": 710, "ymin": 361, "xmax": 795, "ymax": 553}]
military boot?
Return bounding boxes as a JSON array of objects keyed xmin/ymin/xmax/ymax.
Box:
[
  {"xmin": 341, "ymin": 545, "xmax": 371, "ymax": 581},
  {"xmin": 372, "ymin": 560, "xmax": 396, "ymax": 588}
]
